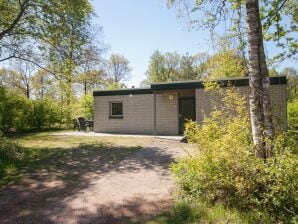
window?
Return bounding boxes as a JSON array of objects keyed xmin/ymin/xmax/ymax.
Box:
[{"xmin": 110, "ymin": 102, "xmax": 123, "ymax": 118}]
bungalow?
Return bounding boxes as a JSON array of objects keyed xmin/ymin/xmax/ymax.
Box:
[{"xmin": 93, "ymin": 76, "xmax": 287, "ymax": 135}]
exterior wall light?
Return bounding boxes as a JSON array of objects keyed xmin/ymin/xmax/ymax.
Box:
[{"xmin": 168, "ymin": 94, "xmax": 174, "ymax": 100}]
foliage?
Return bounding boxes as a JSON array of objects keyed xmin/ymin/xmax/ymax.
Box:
[
  {"xmin": 0, "ymin": 136, "xmax": 24, "ymax": 181},
  {"xmin": 281, "ymin": 67, "xmax": 298, "ymax": 101},
  {"xmin": 146, "ymin": 197, "xmax": 272, "ymax": 224},
  {"xmin": 105, "ymin": 82, "xmax": 127, "ymax": 90},
  {"xmin": 146, "ymin": 50, "xmax": 206, "ymax": 83},
  {"xmin": 145, "ymin": 49, "xmax": 247, "ymax": 83},
  {"xmin": 28, "ymin": 99, "xmax": 65, "ymax": 130},
  {"xmin": 167, "ymin": 0, "xmax": 298, "ymax": 64},
  {"xmin": 288, "ymin": 100, "xmax": 298, "ymax": 131},
  {"xmin": 72, "ymin": 94, "xmax": 94, "ymax": 119},
  {"xmin": 77, "ymin": 69, "xmax": 106, "ymax": 94},
  {"xmin": 172, "ymin": 83, "xmax": 298, "ymax": 222},
  {"xmin": 0, "ymin": 87, "xmax": 31, "ymax": 132},
  {"xmin": 204, "ymin": 50, "xmax": 248, "ymax": 78},
  {"xmin": 0, "ymin": 137, "xmax": 23, "ymax": 164},
  {"xmin": 0, "ymin": 87, "xmax": 67, "ymax": 133},
  {"xmin": 81, "ymin": 94, "xmax": 94, "ymax": 119},
  {"xmin": 31, "ymin": 69, "xmax": 56, "ymax": 99},
  {"xmin": 105, "ymin": 54, "xmax": 131, "ymax": 84},
  {"xmin": 0, "ymin": 0, "xmax": 94, "ymax": 62}
]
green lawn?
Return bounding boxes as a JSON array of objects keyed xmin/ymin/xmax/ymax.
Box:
[
  {"xmin": 144, "ymin": 199, "xmax": 271, "ymax": 224},
  {"xmin": 1, "ymin": 132, "xmax": 148, "ymax": 187}
]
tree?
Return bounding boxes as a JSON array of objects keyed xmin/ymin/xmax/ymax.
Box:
[
  {"xmin": 105, "ymin": 82, "xmax": 126, "ymax": 90},
  {"xmin": 77, "ymin": 41, "xmax": 107, "ymax": 94},
  {"xmin": 246, "ymin": 0, "xmax": 273, "ymax": 158},
  {"xmin": 179, "ymin": 53, "xmax": 207, "ymax": 80},
  {"xmin": 42, "ymin": 0, "xmax": 94, "ymax": 107},
  {"xmin": 31, "ymin": 69, "xmax": 55, "ymax": 99},
  {"xmin": 280, "ymin": 67, "xmax": 298, "ymax": 101},
  {"xmin": 146, "ymin": 51, "xmax": 206, "ymax": 83},
  {"xmin": 0, "ymin": 0, "xmax": 102, "ymax": 109},
  {"xmin": 167, "ymin": 0, "xmax": 285, "ymax": 158},
  {"xmin": 0, "ymin": 61, "xmax": 35, "ymax": 99},
  {"xmin": 204, "ymin": 50, "xmax": 248, "ymax": 79},
  {"xmin": 0, "ymin": 0, "xmax": 91, "ymax": 65},
  {"xmin": 145, "ymin": 50, "xmax": 166, "ymax": 83},
  {"xmin": 106, "ymin": 54, "xmax": 131, "ymax": 84},
  {"xmin": 77, "ymin": 69, "xmax": 106, "ymax": 94},
  {"xmin": 14, "ymin": 60, "xmax": 35, "ymax": 99},
  {"xmin": 0, "ymin": 69, "xmax": 16, "ymax": 88}
]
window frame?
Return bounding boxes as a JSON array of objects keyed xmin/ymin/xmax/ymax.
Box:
[{"xmin": 109, "ymin": 101, "xmax": 123, "ymax": 119}]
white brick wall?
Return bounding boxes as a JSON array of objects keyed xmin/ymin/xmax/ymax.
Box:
[
  {"xmin": 196, "ymin": 84, "xmax": 287, "ymax": 130},
  {"xmin": 93, "ymin": 84, "xmax": 287, "ymax": 135},
  {"xmin": 93, "ymin": 94, "xmax": 154, "ymax": 134},
  {"xmin": 156, "ymin": 92, "xmax": 179, "ymax": 135}
]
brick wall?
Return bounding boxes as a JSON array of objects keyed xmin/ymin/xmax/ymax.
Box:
[
  {"xmin": 196, "ymin": 84, "xmax": 287, "ymax": 130},
  {"xmin": 93, "ymin": 84, "xmax": 287, "ymax": 135},
  {"xmin": 156, "ymin": 91, "xmax": 179, "ymax": 135},
  {"xmin": 93, "ymin": 94, "xmax": 154, "ymax": 134}
]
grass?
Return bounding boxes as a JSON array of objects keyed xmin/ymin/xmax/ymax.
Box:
[
  {"xmin": 144, "ymin": 198, "xmax": 272, "ymax": 224},
  {"xmin": 0, "ymin": 131, "xmax": 149, "ymax": 187}
]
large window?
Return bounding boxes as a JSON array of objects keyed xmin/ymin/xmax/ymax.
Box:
[{"xmin": 110, "ymin": 102, "xmax": 123, "ymax": 118}]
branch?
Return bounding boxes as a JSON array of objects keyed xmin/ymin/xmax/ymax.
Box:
[
  {"xmin": 263, "ymin": 0, "xmax": 288, "ymax": 21},
  {"xmin": 0, "ymin": 0, "xmax": 31, "ymax": 40},
  {"xmin": 4, "ymin": 55, "xmax": 59, "ymax": 80},
  {"xmin": 0, "ymin": 55, "xmax": 15, "ymax": 62}
]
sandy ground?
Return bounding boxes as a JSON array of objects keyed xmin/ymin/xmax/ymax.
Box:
[{"xmin": 0, "ymin": 138, "xmax": 192, "ymax": 224}]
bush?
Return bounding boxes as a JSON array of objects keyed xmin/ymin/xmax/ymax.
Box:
[
  {"xmin": 28, "ymin": 99, "xmax": 65, "ymax": 130},
  {"xmin": 0, "ymin": 87, "xmax": 68, "ymax": 133},
  {"xmin": 0, "ymin": 87, "xmax": 31, "ymax": 132},
  {"xmin": 0, "ymin": 136, "xmax": 24, "ymax": 179},
  {"xmin": 288, "ymin": 99, "xmax": 298, "ymax": 130},
  {"xmin": 0, "ymin": 137, "xmax": 23, "ymax": 162},
  {"xmin": 72, "ymin": 94, "xmax": 93, "ymax": 119},
  {"xmin": 172, "ymin": 83, "xmax": 298, "ymax": 223}
]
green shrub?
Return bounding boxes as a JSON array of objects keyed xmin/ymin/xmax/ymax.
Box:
[
  {"xmin": 172, "ymin": 83, "xmax": 298, "ymax": 222},
  {"xmin": 0, "ymin": 137, "xmax": 23, "ymax": 162},
  {"xmin": 0, "ymin": 87, "xmax": 68, "ymax": 132},
  {"xmin": 0, "ymin": 136, "xmax": 24, "ymax": 179},
  {"xmin": 72, "ymin": 94, "xmax": 94, "ymax": 119},
  {"xmin": 0, "ymin": 87, "xmax": 32, "ymax": 132},
  {"xmin": 28, "ymin": 99, "xmax": 64, "ymax": 130},
  {"xmin": 288, "ymin": 99, "xmax": 298, "ymax": 130}
]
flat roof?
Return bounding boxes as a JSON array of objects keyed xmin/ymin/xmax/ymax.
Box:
[
  {"xmin": 93, "ymin": 76, "xmax": 286, "ymax": 96},
  {"xmin": 93, "ymin": 88, "xmax": 152, "ymax": 96}
]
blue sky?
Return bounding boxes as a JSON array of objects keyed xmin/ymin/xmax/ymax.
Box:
[{"xmin": 92, "ymin": 0, "xmax": 296, "ymax": 87}]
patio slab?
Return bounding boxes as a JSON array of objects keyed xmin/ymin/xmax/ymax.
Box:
[{"xmin": 51, "ymin": 131, "xmax": 184, "ymax": 141}]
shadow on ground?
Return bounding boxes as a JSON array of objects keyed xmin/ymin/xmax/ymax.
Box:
[{"xmin": 0, "ymin": 141, "xmax": 179, "ymax": 224}]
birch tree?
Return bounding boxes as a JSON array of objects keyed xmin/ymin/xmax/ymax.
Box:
[{"xmin": 246, "ymin": 0, "xmax": 273, "ymax": 158}]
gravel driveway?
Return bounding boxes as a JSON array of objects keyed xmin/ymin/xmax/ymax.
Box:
[{"xmin": 0, "ymin": 138, "xmax": 191, "ymax": 224}]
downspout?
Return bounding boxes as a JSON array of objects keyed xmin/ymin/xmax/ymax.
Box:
[{"xmin": 153, "ymin": 91, "xmax": 157, "ymax": 136}]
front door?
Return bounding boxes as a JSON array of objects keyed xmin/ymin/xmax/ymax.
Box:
[{"xmin": 179, "ymin": 98, "xmax": 196, "ymax": 135}]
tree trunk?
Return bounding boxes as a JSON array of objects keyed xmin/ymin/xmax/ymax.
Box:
[
  {"xmin": 246, "ymin": 0, "xmax": 274, "ymax": 158},
  {"xmin": 84, "ymin": 81, "xmax": 87, "ymax": 95},
  {"xmin": 40, "ymin": 75, "xmax": 44, "ymax": 99},
  {"xmin": 26, "ymin": 84, "xmax": 30, "ymax": 99}
]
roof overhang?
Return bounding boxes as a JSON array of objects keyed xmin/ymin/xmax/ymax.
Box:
[
  {"xmin": 93, "ymin": 76, "xmax": 286, "ymax": 96},
  {"xmin": 93, "ymin": 88, "xmax": 152, "ymax": 96}
]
